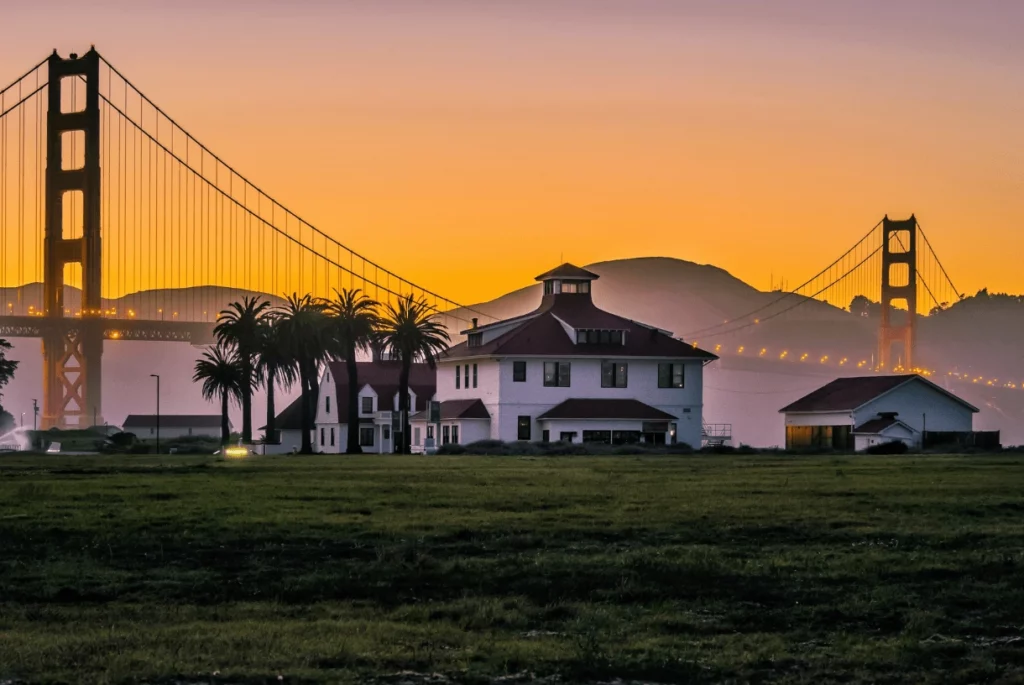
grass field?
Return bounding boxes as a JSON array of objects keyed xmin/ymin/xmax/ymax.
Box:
[{"xmin": 1, "ymin": 454, "xmax": 1023, "ymax": 684}]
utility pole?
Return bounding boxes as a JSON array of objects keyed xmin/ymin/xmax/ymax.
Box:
[
  {"xmin": 32, "ymin": 399, "xmax": 38, "ymax": 431},
  {"xmin": 150, "ymin": 374, "xmax": 160, "ymax": 455}
]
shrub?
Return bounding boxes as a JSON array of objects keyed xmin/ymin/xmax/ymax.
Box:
[{"xmin": 865, "ymin": 440, "xmax": 909, "ymax": 455}]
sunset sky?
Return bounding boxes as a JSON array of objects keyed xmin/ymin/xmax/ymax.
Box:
[{"xmin": 1, "ymin": 0, "xmax": 1022, "ymax": 304}]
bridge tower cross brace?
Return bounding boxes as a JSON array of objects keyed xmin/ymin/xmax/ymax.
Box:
[
  {"xmin": 41, "ymin": 49, "xmax": 104, "ymax": 428},
  {"xmin": 878, "ymin": 215, "xmax": 917, "ymax": 372}
]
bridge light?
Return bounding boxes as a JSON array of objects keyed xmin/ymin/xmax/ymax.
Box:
[
  {"xmin": 759, "ymin": 348, "xmax": 766, "ymax": 356},
  {"xmin": 110, "ymin": 331, "xmax": 121, "ymax": 339},
  {"xmin": 737, "ymin": 346, "xmax": 745, "ymax": 354}
]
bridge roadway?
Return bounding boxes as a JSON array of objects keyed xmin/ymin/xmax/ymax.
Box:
[{"xmin": 0, "ymin": 316, "xmax": 215, "ymax": 344}]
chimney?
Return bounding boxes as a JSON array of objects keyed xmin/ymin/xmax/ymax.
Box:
[{"xmin": 471, "ymin": 317, "xmax": 478, "ymax": 329}]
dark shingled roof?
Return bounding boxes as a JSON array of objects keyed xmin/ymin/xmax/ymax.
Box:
[
  {"xmin": 123, "ymin": 414, "xmax": 225, "ymax": 430},
  {"xmin": 534, "ymin": 263, "xmax": 600, "ymax": 281},
  {"xmin": 853, "ymin": 416, "xmax": 913, "ymax": 435},
  {"xmin": 445, "ymin": 291, "xmax": 716, "ymax": 361},
  {"xmin": 262, "ymin": 395, "xmax": 304, "ymax": 431},
  {"xmin": 538, "ymin": 398, "xmax": 677, "ymax": 421},
  {"xmin": 779, "ymin": 374, "xmax": 978, "ymax": 413},
  {"xmin": 410, "ymin": 399, "xmax": 491, "ymax": 421},
  {"xmin": 326, "ymin": 360, "xmax": 436, "ymax": 421}
]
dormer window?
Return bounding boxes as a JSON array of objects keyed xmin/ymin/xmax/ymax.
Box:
[
  {"xmin": 468, "ymin": 332, "xmax": 482, "ymax": 347},
  {"xmin": 575, "ymin": 329, "xmax": 625, "ymax": 345},
  {"xmin": 543, "ymin": 279, "xmax": 590, "ymax": 295}
]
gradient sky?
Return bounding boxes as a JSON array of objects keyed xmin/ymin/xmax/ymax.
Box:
[{"xmin": 2, "ymin": 0, "xmax": 1022, "ymax": 304}]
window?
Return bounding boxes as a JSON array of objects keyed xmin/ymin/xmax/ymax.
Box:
[
  {"xmin": 326, "ymin": 396, "xmax": 330, "ymax": 414},
  {"xmin": 517, "ymin": 416, "xmax": 531, "ymax": 441},
  {"xmin": 456, "ymin": 365, "xmax": 461, "ymax": 389},
  {"xmin": 359, "ymin": 427, "xmax": 374, "ymax": 446},
  {"xmin": 383, "ymin": 426, "xmax": 390, "ymax": 440},
  {"xmin": 601, "ymin": 361, "xmax": 628, "ymax": 388},
  {"xmin": 542, "ymin": 429, "xmax": 550, "ymax": 442},
  {"xmin": 559, "ymin": 431, "xmax": 577, "ymax": 443},
  {"xmin": 320, "ymin": 428, "xmax": 325, "ymax": 445},
  {"xmin": 361, "ymin": 396, "xmax": 373, "ymax": 414},
  {"xmin": 513, "ymin": 361, "xmax": 527, "ymax": 382},
  {"xmin": 543, "ymin": 361, "xmax": 571, "ymax": 387},
  {"xmin": 426, "ymin": 425, "xmax": 434, "ymax": 440},
  {"xmin": 472, "ymin": 364, "xmax": 478, "ymax": 388},
  {"xmin": 658, "ymin": 363, "xmax": 685, "ymax": 388},
  {"xmin": 452, "ymin": 425, "xmax": 460, "ymax": 444},
  {"xmin": 442, "ymin": 425, "xmax": 450, "ymax": 445},
  {"xmin": 583, "ymin": 430, "xmax": 611, "ymax": 444},
  {"xmin": 468, "ymin": 332, "xmax": 482, "ymax": 347},
  {"xmin": 414, "ymin": 427, "xmax": 421, "ymax": 446},
  {"xmin": 464, "ymin": 365, "xmax": 469, "ymax": 389},
  {"xmin": 576, "ymin": 329, "xmax": 587, "ymax": 344},
  {"xmin": 577, "ymin": 329, "xmax": 624, "ymax": 345},
  {"xmin": 330, "ymin": 428, "xmax": 335, "ymax": 446}
]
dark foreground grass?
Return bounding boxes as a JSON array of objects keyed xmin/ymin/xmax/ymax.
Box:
[{"xmin": 1, "ymin": 454, "xmax": 1023, "ymax": 684}]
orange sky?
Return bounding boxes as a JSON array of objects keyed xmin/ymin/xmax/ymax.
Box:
[{"xmin": 1, "ymin": 1, "xmax": 1022, "ymax": 304}]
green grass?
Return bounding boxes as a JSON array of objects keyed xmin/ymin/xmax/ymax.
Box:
[{"xmin": 1, "ymin": 454, "xmax": 1023, "ymax": 684}]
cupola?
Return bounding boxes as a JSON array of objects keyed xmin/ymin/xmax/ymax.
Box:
[{"xmin": 534, "ymin": 263, "xmax": 599, "ymax": 299}]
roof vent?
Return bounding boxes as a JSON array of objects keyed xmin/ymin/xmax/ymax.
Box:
[{"xmin": 878, "ymin": 411, "xmax": 899, "ymax": 419}]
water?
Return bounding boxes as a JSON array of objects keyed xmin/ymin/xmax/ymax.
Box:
[{"xmin": 0, "ymin": 426, "xmax": 32, "ymax": 451}]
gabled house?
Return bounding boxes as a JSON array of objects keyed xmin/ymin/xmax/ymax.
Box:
[
  {"xmin": 419, "ymin": 263, "xmax": 718, "ymax": 448},
  {"xmin": 314, "ymin": 360, "xmax": 437, "ymax": 454},
  {"xmin": 260, "ymin": 395, "xmax": 307, "ymax": 454},
  {"xmin": 122, "ymin": 414, "xmax": 226, "ymax": 439},
  {"xmin": 779, "ymin": 374, "xmax": 979, "ymax": 450}
]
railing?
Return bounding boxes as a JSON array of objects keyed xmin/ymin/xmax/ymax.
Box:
[
  {"xmin": 0, "ymin": 443, "xmax": 23, "ymax": 452},
  {"xmin": 701, "ymin": 423, "xmax": 733, "ymax": 446}
]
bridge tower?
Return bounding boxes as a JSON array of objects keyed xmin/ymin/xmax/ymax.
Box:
[
  {"xmin": 879, "ymin": 215, "xmax": 917, "ymax": 372},
  {"xmin": 42, "ymin": 49, "xmax": 103, "ymax": 428}
]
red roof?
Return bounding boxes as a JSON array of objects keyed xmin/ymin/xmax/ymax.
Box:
[
  {"xmin": 853, "ymin": 416, "xmax": 914, "ymax": 435},
  {"xmin": 538, "ymin": 398, "xmax": 677, "ymax": 421},
  {"xmin": 326, "ymin": 360, "xmax": 436, "ymax": 420},
  {"xmin": 445, "ymin": 290, "xmax": 716, "ymax": 361},
  {"xmin": 780, "ymin": 375, "xmax": 978, "ymax": 413},
  {"xmin": 410, "ymin": 399, "xmax": 490, "ymax": 421}
]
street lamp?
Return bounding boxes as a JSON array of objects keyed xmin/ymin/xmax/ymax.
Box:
[
  {"xmin": 150, "ymin": 374, "xmax": 160, "ymax": 455},
  {"xmin": 32, "ymin": 399, "xmax": 37, "ymax": 431}
]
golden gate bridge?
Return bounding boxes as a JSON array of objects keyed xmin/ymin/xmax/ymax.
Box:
[{"xmin": 0, "ymin": 48, "xmax": 974, "ymax": 428}]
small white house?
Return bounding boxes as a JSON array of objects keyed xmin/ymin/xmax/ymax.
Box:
[
  {"xmin": 779, "ymin": 374, "xmax": 979, "ymax": 451},
  {"xmin": 434, "ymin": 263, "xmax": 718, "ymax": 448},
  {"xmin": 261, "ymin": 395, "xmax": 308, "ymax": 454},
  {"xmin": 122, "ymin": 414, "xmax": 226, "ymax": 439},
  {"xmin": 314, "ymin": 360, "xmax": 437, "ymax": 454}
]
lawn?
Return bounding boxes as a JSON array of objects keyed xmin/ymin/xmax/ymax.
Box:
[{"xmin": 1, "ymin": 454, "xmax": 1023, "ymax": 684}]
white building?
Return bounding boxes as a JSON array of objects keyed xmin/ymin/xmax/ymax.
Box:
[
  {"xmin": 779, "ymin": 374, "xmax": 979, "ymax": 451},
  {"xmin": 122, "ymin": 414, "xmax": 226, "ymax": 439},
  {"xmin": 417, "ymin": 263, "xmax": 718, "ymax": 448},
  {"xmin": 260, "ymin": 395, "xmax": 308, "ymax": 454},
  {"xmin": 314, "ymin": 360, "xmax": 436, "ymax": 454}
]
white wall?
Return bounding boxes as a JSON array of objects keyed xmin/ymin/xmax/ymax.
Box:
[
  {"xmin": 314, "ymin": 368, "xmax": 336, "ymax": 425},
  {"xmin": 264, "ymin": 429, "xmax": 309, "ymax": 454},
  {"xmin": 134, "ymin": 426, "xmax": 221, "ymax": 439},
  {"xmin": 855, "ymin": 424, "xmax": 917, "ymax": 451},
  {"xmin": 538, "ymin": 419, "xmax": 673, "ymax": 444},
  {"xmin": 855, "ymin": 380, "xmax": 974, "ymax": 434},
  {"xmin": 436, "ymin": 357, "xmax": 705, "ymax": 448},
  {"xmin": 783, "ymin": 411, "xmax": 855, "ymax": 427}
]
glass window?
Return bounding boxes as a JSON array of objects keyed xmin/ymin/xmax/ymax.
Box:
[
  {"xmin": 558, "ymin": 362, "xmax": 571, "ymax": 387},
  {"xmin": 559, "ymin": 432, "xmax": 577, "ymax": 442},
  {"xmin": 414, "ymin": 427, "xmax": 421, "ymax": 445},
  {"xmin": 610, "ymin": 330, "xmax": 622, "ymax": 344},
  {"xmin": 452, "ymin": 425, "xmax": 460, "ymax": 444},
  {"xmin": 576, "ymin": 329, "xmax": 587, "ymax": 344},
  {"xmin": 543, "ymin": 280, "xmax": 554, "ymax": 295},
  {"xmin": 320, "ymin": 428, "xmax": 325, "ymax": 445},
  {"xmin": 582, "ymin": 430, "xmax": 611, "ymax": 444},
  {"xmin": 562, "ymin": 281, "xmax": 577, "ymax": 294},
  {"xmin": 601, "ymin": 361, "xmax": 628, "ymax": 388},
  {"xmin": 464, "ymin": 365, "xmax": 469, "ymax": 389},
  {"xmin": 330, "ymin": 428, "xmax": 335, "ymax": 446},
  {"xmin": 543, "ymin": 362, "xmax": 556, "ymax": 386},
  {"xmin": 468, "ymin": 332, "xmax": 482, "ymax": 347},
  {"xmin": 326, "ymin": 396, "xmax": 330, "ymax": 414},
  {"xmin": 359, "ymin": 427, "xmax": 374, "ymax": 446},
  {"xmin": 579, "ymin": 281, "xmax": 590, "ymax": 294},
  {"xmin": 472, "ymin": 364, "xmax": 478, "ymax": 388},
  {"xmin": 517, "ymin": 416, "xmax": 531, "ymax": 441},
  {"xmin": 426, "ymin": 425, "xmax": 434, "ymax": 439},
  {"xmin": 658, "ymin": 363, "xmax": 685, "ymax": 388},
  {"xmin": 542, "ymin": 429, "xmax": 550, "ymax": 442},
  {"xmin": 553, "ymin": 280, "xmax": 561, "ymax": 294},
  {"xmin": 361, "ymin": 396, "xmax": 373, "ymax": 413},
  {"xmin": 442, "ymin": 425, "xmax": 450, "ymax": 445},
  {"xmin": 383, "ymin": 426, "xmax": 390, "ymax": 440},
  {"xmin": 600, "ymin": 330, "xmax": 611, "ymax": 344},
  {"xmin": 456, "ymin": 365, "xmax": 461, "ymax": 389},
  {"xmin": 513, "ymin": 361, "xmax": 526, "ymax": 382}
]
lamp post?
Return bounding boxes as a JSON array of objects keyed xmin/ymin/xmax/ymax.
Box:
[
  {"xmin": 150, "ymin": 374, "xmax": 160, "ymax": 455},
  {"xmin": 32, "ymin": 399, "xmax": 37, "ymax": 431}
]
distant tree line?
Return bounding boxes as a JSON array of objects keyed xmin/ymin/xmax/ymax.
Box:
[
  {"xmin": 193, "ymin": 290, "xmax": 450, "ymax": 454},
  {"xmin": 0, "ymin": 338, "xmax": 18, "ymax": 433}
]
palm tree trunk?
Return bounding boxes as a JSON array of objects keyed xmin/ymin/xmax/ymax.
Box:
[
  {"xmin": 220, "ymin": 390, "xmax": 230, "ymax": 445},
  {"xmin": 399, "ymin": 359, "xmax": 411, "ymax": 454},
  {"xmin": 299, "ymin": 359, "xmax": 314, "ymax": 454},
  {"xmin": 345, "ymin": 347, "xmax": 361, "ymax": 454},
  {"xmin": 265, "ymin": 366, "xmax": 277, "ymax": 444},
  {"xmin": 241, "ymin": 358, "xmax": 253, "ymax": 443}
]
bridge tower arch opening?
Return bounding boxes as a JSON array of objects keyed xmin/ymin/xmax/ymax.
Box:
[
  {"xmin": 42, "ymin": 48, "xmax": 103, "ymax": 428},
  {"xmin": 878, "ymin": 215, "xmax": 917, "ymax": 372}
]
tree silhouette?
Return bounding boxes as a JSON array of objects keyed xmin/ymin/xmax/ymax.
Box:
[
  {"xmin": 326, "ymin": 288, "xmax": 380, "ymax": 454},
  {"xmin": 214, "ymin": 296, "xmax": 272, "ymax": 443},
  {"xmin": 193, "ymin": 345, "xmax": 243, "ymax": 445},
  {"xmin": 256, "ymin": 316, "xmax": 298, "ymax": 444},
  {"xmin": 274, "ymin": 294, "xmax": 329, "ymax": 454}
]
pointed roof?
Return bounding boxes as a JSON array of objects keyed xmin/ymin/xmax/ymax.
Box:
[
  {"xmin": 326, "ymin": 360, "xmax": 436, "ymax": 420},
  {"xmin": 779, "ymin": 374, "xmax": 978, "ymax": 413},
  {"xmin": 538, "ymin": 398, "xmax": 677, "ymax": 421},
  {"xmin": 534, "ymin": 263, "xmax": 599, "ymax": 281},
  {"xmin": 853, "ymin": 416, "xmax": 916, "ymax": 435},
  {"xmin": 410, "ymin": 398, "xmax": 491, "ymax": 421}
]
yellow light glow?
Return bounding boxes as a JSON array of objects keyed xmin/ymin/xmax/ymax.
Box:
[
  {"xmin": 110, "ymin": 331, "xmax": 121, "ymax": 339},
  {"xmin": 225, "ymin": 446, "xmax": 249, "ymax": 458}
]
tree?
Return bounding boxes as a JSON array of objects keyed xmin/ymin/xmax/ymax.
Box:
[
  {"xmin": 326, "ymin": 288, "xmax": 380, "ymax": 454},
  {"xmin": 193, "ymin": 345, "xmax": 243, "ymax": 445},
  {"xmin": 0, "ymin": 338, "xmax": 18, "ymax": 430},
  {"xmin": 376, "ymin": 294, "xmax": 450, "ymax": 454},
  {"xmin": 214, "ymin": 296, "xmax": 272, "ymax": 443},
  {"xmin": 256, "ymin": 316, "xmax": 298, "ymax": 444},
  {"xmin": 274, "ymin": 294, "xmax": 329, "ymax": 454}
]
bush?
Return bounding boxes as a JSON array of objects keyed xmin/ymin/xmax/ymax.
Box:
[
  {"xmin": 865, "ymin": 440, "xmax": 909, "ymax": 455},
  {"xmin": 438, "ymin": 440, "xmax": 693, "ymax": 456}
]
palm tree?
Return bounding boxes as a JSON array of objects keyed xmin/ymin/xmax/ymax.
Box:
[
  {"xmin": 193, "ymin": 345, "xmax": 243, "ymax": 445},
  {"xmin": 214, "ymin": 296, "xmax": 272, "ymax": 443},
  {"xmin": 274, "ymin": 293, "xmax": 329, "ymax": 454},
  {"xmin": 326, "ymin": 288, "xmax": 380, "ymax": 454},
  {"xmin": 256, "ymin": 316, "xmax": 298, "ymax": 445},
  {"xmin": 377, "ymin": 294, "xmax": 451, "ymax": 454}
]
